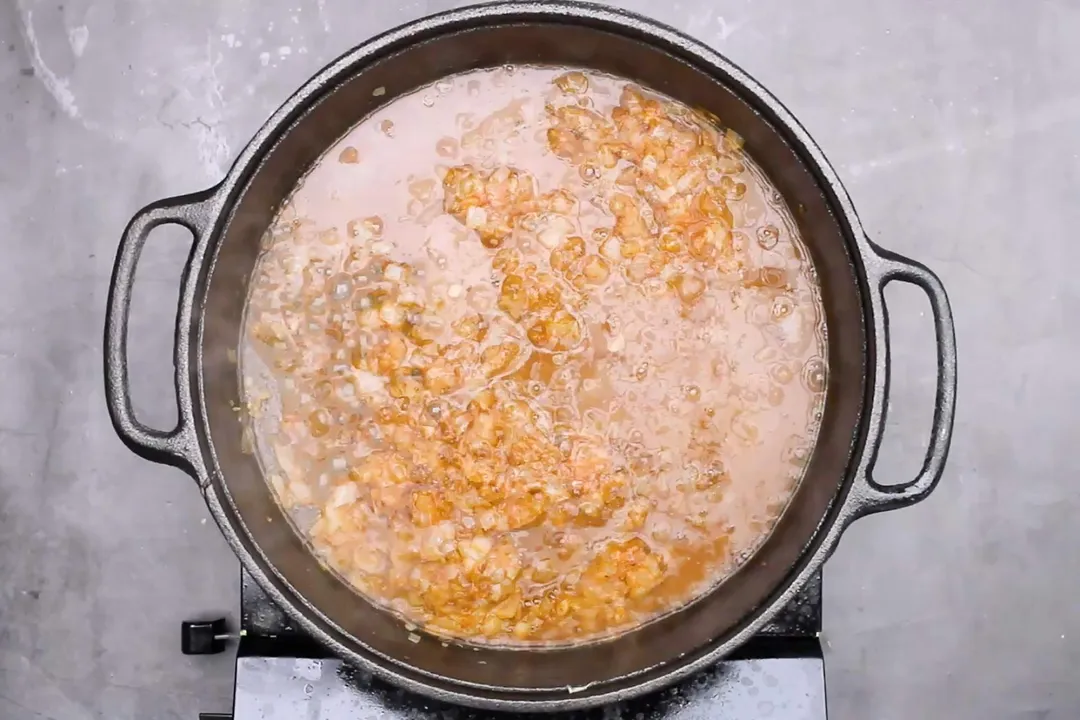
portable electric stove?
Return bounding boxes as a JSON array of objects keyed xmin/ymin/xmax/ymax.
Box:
[{"xmin": 185, "ymin": 568, "xmax": 826, "ymax": 719}]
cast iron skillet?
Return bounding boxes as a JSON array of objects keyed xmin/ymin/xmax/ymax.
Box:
[{"xmin": 104, "ymin": 1, "xmax": 957, "ymax": 711}]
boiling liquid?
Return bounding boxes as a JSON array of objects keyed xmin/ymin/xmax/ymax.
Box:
[{"xmin": 241, "ymin": 67, "xmax": 827, "ymax": 644}]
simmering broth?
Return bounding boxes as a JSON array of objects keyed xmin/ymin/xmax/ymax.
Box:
[{"xmin": 241, "ymin": 66, "xmax": 827, "ymax": 644}]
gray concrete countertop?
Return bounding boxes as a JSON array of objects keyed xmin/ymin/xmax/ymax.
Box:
[{"xmin": 1, "ymin": 0, "xmax": 1078, "ymax": 718}]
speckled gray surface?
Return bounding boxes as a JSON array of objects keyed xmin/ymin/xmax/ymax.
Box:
[{"xmin": 1, "ymin": 0, "xmax": 1078, "ymax": 718}]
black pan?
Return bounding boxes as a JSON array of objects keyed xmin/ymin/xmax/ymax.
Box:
[{"xmin": 104, "ymin": 1, "xmax": 957, "ymax": 711}]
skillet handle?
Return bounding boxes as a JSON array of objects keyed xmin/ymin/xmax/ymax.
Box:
[
  {"xmin": 858, "ymin": 243, "xmax": 958, "ymax": 514},
  {"xmin": 104, "ymin": 190, "xmax": 216, "ymax": 477}
]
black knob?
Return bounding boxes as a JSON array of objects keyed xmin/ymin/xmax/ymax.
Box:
[{"xmin": 181, "ymin": 618, "xmax": 229, "ymax": 655}]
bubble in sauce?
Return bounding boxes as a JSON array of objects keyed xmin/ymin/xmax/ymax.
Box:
[
  {"xmin": 757, "ymin": 224, "xmax": 779, "ymax": 250},
  {"xmin": 801, "ymin": 357, "xmax": 827, "ymax": 393}
]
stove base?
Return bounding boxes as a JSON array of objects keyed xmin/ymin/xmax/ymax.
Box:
[{"xmin": 221, "ymin": 652, "xmax": 825, "ymax": 720}]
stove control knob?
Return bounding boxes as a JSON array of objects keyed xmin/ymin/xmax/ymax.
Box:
[{"xmin": 181, "ymin": 618, "xmax": 229, "ymax": 655}]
